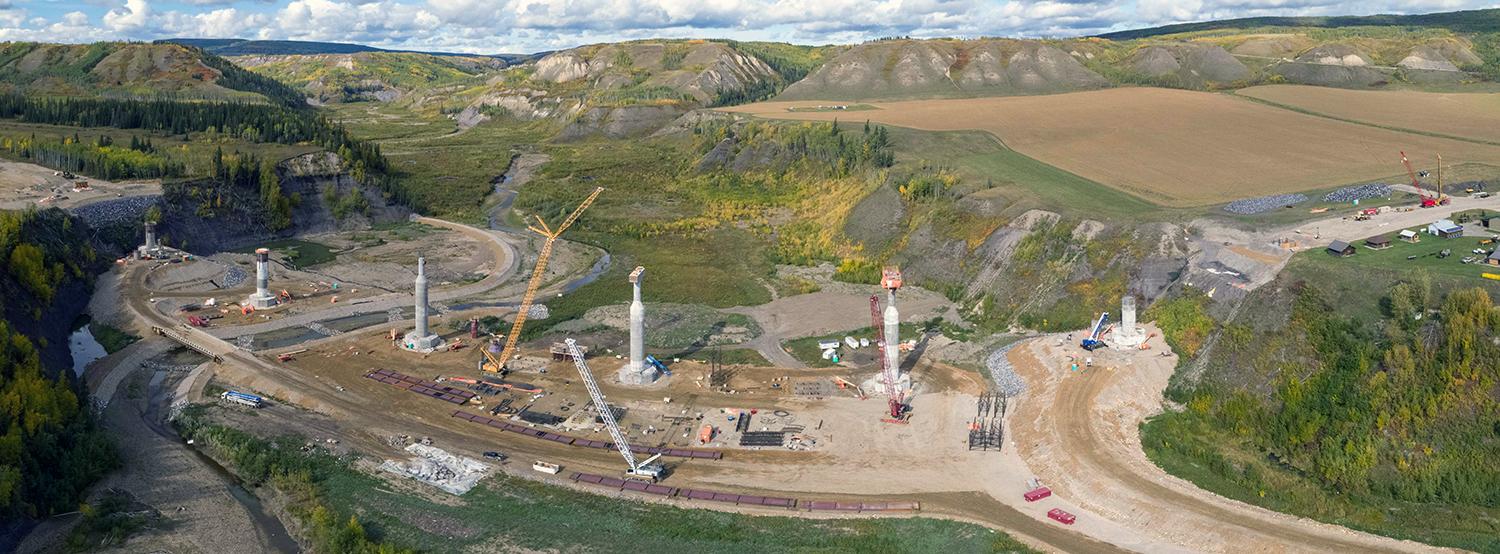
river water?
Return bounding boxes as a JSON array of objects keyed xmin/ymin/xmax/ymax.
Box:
[{"xmin": 68, "ymin": 326, "xmax": 108, "ymax": 378}]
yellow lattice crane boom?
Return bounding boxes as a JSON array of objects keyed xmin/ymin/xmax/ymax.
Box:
[{"xmin": 480, "ymin": 186, "xmax": 604, "ymax": 373}]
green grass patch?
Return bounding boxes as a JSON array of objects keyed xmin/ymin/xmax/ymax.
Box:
[
  {"xmin": 783, "ymin": 323, "xmax": 927, "ymax": 367},
  {"xmin": 87, "ymin": 323, "xmax": 139, "ymax": 354},
  {"xmin": 233, "ymin": 238, "xmax": 336, "ymax": 268}
]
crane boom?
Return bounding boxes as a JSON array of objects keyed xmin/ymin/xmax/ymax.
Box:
[
  {"xmin": 482, "ymin": 187, "xmax": 604, "ymax": 372},
  {"xmin": 565, "ymin": 339, "xmax": 636, "ymax": 468},
  {"xmin": 872, "ymin": 293, "xmax": 903, "ymax": 419},
  {"xmin": 565, "ymin": 339, "xmax": 663, "ymax": 477},
  {"xmin": 1401, "ymin": 151, "xmax": 1437, "ymax": 208}
]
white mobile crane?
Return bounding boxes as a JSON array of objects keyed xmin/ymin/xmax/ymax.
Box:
[{"xmin": 564, "ymin": 339, "xmax": 666, "ymax": 481}]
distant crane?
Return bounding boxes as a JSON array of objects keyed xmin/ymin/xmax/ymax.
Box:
[
  {"xmin": 1402, "ymin": 151, "xmax": 1439, "ymax": 208},
  {"xmin": 480, "ymin": 187, "xmax": 605, "ymax": 373},
  {"xmin": 1436, "ymin": 153, "xmax": 1450, "ymax": 205},
  {"xmin": 1081, "ymin": 312, "xmax": 1110, "ymax": 351},
  {"xmin": 564, "ymin": 338, "xmax": 666, "ymax": 480}
]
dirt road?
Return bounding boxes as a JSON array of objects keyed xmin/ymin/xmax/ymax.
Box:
[
  {"xmin": 199, "ymin": 216, "xmax": 516, "ymax": 340},
  {"xmin": 1007, "ymin": 334, "xmax": 1451, "ymax": 553}
]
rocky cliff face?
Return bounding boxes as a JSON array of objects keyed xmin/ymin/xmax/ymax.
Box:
[
  {"xmin": 157, "ymin": 152, "xmax": 408, "ymax": 253},
  {"xmin": 777, "ymin": 39, "xmax": 1107, "ymax": 100}
]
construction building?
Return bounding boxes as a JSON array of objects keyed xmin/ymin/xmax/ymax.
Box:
[{"xmin": 1428, "ymin": 219, "xmax": 1462, "ymax": 239}]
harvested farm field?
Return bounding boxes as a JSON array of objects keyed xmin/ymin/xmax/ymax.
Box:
[
  {"xmin": 1238, "ymin": 85, "xmax": 1500, "ymax": 144},
  {"xmin": 726, "ymin": 88, "xmax": 1500, "ymax": 207}
]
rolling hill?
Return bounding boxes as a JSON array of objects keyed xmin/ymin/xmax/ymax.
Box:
[
  {"xmin": 449, "ymin": 40, "xmax": 832, "ymax": 139},
  {"xmin": 0, "ymin": 42, "xmax": 306, "ymax": 107},
  {"xmin": 161, "ymin": 38, "xmax": 536, "ymax": 64},
  {"xmin": 231, "ymin": 52, "xmax": 506, "ymax": 103}
]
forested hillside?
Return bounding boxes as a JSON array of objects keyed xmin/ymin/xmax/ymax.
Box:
[
  {"xmin": 0, "ymin": 42, "xmax": 305, "ymax": 107},
  {"xmin": 0, "ymin": 209, "xmax": 116, "ymax": 521},
  {"xmin": 1146, "ymin": 269, "xmax": 1500, "ymax": 551}
]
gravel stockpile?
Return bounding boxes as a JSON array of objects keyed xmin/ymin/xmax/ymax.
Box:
[
  {"xmin": 71, "ymin": 195, "xmax": 160, "ymax": 227},
  {"xmin": 222, "ymin": 266, "xmax": 247, "ymax": 288},
  {"xmin": 985, "ymin": 343, "xmax": 1027, "ymax": 397},
  {"xmin": 1223, "ymin": 193, "xmax": 1307, "ymax": 215},
  {"xmin": 1323, "ymin": 183, "xmax": 1391, "ymax": 203}
]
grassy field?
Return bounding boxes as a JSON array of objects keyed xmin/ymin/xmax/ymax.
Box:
[
  {"xmin": 182, "ymin": 410, "xmax": 1038, "ymax": 553},
  {"xmin": 1237, "ymin": 85, "xmax": 1500, "ymax": 146},
  {"xmin": 724, "ymin": 89, "xmax": 1500, "ymax": 207},
  {"xmin": 888, "ymin": 127, "xmax": 1170, "ymax": 221},
  {"xmin": 324, "ymin": 467, "xmax": 1036, "ymax": 553}
]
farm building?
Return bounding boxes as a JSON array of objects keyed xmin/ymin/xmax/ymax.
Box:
[
  {"xmin": 1428, "ymin": 219, "xmax": 1462, "ymax": 239},
  {"xmin": 1400, "ymin": 229, "xmax": 1420, "ymax": 243},
  {"xmin": 1327, "ymin": 240, "xmax": 1355, "ymax": 257},
  {"xmin": 1365, "ymin": 236, "xmax": 1392, "ymax": 249}
]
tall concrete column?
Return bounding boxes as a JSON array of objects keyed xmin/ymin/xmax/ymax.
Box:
[
  {"xmin": 245, "ymin": 248, "xmax": 278, "ymax": 309},
  {"xmin": 619, "ymin": 266, "xmax": 659, "ymax": 385},
  {"xmin": 402, "ymin": 257, "xmax": 443, "ymax": 352},
  {"xmin": 144, "ymin": 221, "xmax": 157, "ymax": 250},
  {"xmin": 883, "ymin": 289, "xmax": 900, "ymax": 391},
  {"xmin": 414, "ymin": 257, "xmax": 430, "ymax": 338},
  {"xmin": 1116, "ymin": 294, "xmax": 1145, "ymax": 348}
]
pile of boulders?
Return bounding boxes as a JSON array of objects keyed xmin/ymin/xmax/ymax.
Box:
[
  {"xmin": 71, "ymin": 195, "xmax": 159, "ymax": 226},
  {"xmin": 1223, "ymin": 193, "xmax": 1307, "ymax": 215},
  {"xmin": 986, "ymin": 343, "xmax": 1027, "ymax": 397},
  {"xmin": 1323, "ymin": 183, "xmax": 1391, "ymax": 203}
]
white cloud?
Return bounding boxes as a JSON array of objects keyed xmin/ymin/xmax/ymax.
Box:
[
  {"xmin": 2, "ymin": 0, "xmax": 1498, "ymax": 53},
  {"xmin": 103, "ymin": 0, "xmax": 150, "ymax": 31}
]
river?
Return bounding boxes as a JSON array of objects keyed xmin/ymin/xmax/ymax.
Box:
[{"xmin": 68, "ymin": 325, "xmax": 108, "ymax": 378}]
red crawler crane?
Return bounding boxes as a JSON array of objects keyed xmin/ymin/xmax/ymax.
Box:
[
  {"xmin": 874, "ymin": 265, "xmax": 906, "ymax": 422},
  {"xmin": 1402, "ymin": 151, "xmax": 1438, "ymax": 208}
]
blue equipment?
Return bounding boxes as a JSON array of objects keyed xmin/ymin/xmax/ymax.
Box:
[
  {"xmin": 1081, "ymin": 312, "xmax": 1110, "ymax": 351},
  {"xmin": 645, "ymin": 355, "xmax": 672, "ymax": 376}
]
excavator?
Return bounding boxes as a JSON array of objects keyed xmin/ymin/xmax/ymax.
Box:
[{"xmin": 479, "ymin": 186, "xmax": 604, "ymax": 374}]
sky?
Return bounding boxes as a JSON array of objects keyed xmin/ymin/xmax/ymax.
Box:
[{"xmin": 0, "ymin": 0, "xmax": 1494, "ymax": 54}]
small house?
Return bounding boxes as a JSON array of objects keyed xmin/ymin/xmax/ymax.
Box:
[
  {"xmin": 1399, "ymin": 229, "xmax": 1420, "ymax": 243},
  {"xmin": 1365, "ymin": 236, "xmax": 1392, "ymax": 249},
  {"xmin": 1327, "ymin": 240, "xmax": 1355, "ymax": 257},
  {"xmin": 1428, "ymin": 219, "xmax": 1463, "ymax": 239},
  {"xmin": 1488, "ymin": 250, "xmax": 1500, "ymax": 266}
]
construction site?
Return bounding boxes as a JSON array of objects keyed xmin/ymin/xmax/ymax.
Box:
[{"xmin": 80, "ymin": 174, "xmax": 1472, "ymax": 554}]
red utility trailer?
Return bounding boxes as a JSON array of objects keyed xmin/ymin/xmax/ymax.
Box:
[
  {"xmin": 1023, "ymin": 487, "xmax": 1052, "ymax": 502},
  {"xmin": 1047, "ymin": 508, "xmax": 1076, "ymax": 525}
]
